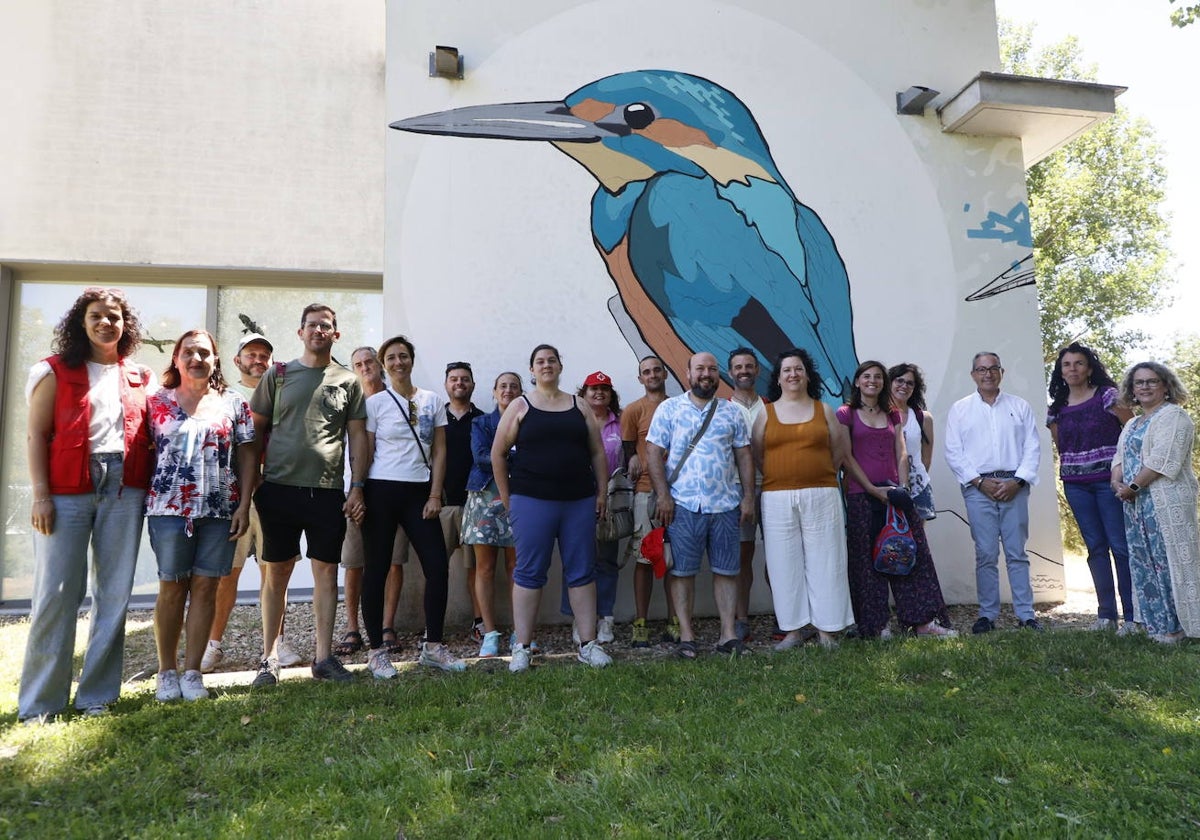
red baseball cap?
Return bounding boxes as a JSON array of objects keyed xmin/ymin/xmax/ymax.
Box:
[{"xmin": 583, "ymin": 371, "xmax": 612, "ymax": 387}]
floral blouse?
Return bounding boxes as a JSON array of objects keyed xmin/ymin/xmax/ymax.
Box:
[{"xmin": 145, "ymin": 388, "xmax": 254, "ymax": 529}]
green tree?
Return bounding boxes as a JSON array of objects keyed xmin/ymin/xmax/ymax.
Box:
[
  {"xmin": 1168, "ymin": 333, "xmax": 1200, "ymax": 473},
  {"xmin": 1170, "ymin": 1, "xmax": 1199, "ymax": 27},
  {"xmin": 1000, "ymin": 22, "xmax": 1174, "ymax": 370}
]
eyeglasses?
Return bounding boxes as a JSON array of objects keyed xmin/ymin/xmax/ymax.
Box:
[
  {"xmin": 303, "ymin": 322, "xmax": 335, "ymax": 333},
  {"xmin": 407, "ymin": 399, "xmax": 418, "ymax": 426},
  {"xmin": 973, "ymin": 366, "xmax": 1001, "ymax": 375},
  {"xmin": 445, "ymin": 362, "xmax": 472, "ymax": 374},
  {"xmin": 1133, "ymin": 378, "xmax": 1162, "ymax": 388},
  {"xmin": 893, "ymin": 379, "xmax": 915, "ymax": 388}
]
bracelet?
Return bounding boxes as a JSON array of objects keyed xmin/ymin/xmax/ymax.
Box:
[
  {"xmin": 350, "ymin": 481, "xmax": 365, "ymax": 489},
  {"xmin": 34, "ymin": 497, "xmax": 52, "ymax": 503},
  {"xmin": 428, "ymin": 494, "xmax": 441, "ymax": 500}
]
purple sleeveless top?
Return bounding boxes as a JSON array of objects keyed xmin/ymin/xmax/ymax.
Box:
[
  {"xmin": 836, "ymin": 405, "xmax": 899, "ymax": 494},
  {"xmin": 1047, "ymin": 386, "xmax": 1122, "ymax": 484}
]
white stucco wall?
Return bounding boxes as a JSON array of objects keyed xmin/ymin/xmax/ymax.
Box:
[
  {"xmin": 385, "ymin": 0, "xmax": 1065, "ymax": 622},
  {"xmin": 0, "ymin": 0, "xmax": 385, "ymax": 272}
]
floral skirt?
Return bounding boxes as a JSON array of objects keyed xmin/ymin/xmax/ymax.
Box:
[{"xmin": 462, "ymin": 482, "xmax": 515, "ymax": 548}]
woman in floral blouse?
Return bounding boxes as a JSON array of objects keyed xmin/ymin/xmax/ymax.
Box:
[{"xmin": 146, "ymin": 330, "xmax": 257, "ymax": 702}]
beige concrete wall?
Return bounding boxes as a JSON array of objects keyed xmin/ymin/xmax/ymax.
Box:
[{"xmin": 0, "ymin": 0, "xmax": 385, "ymax": 272}]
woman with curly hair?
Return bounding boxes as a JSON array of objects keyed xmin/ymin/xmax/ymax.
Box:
[
  {"xmin": 147, "ymin": 330, "xmax": 257, "ymax": 703},
  {"xmin": 1047, "ymin": 343, "xmax": 1134, "ymax": 631},
  {"xmin": 1111, "ymin": 362, "xmax": 1200, "ymax": 643},
  {"xmin": 19, "ymin": 287, "xmax": 155, "ymax": 721}
]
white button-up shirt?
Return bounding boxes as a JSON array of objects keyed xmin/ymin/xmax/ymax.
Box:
[{"xmin": 943, "ymin": 390, "xmax": 1041, "ymax": 487}]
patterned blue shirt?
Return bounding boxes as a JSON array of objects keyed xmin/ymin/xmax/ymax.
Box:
[{"xmin": 646, "ymin": 393, "xmax": 750, "ymax": 514}]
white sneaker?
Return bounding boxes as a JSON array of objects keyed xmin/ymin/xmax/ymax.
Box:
[
  {"xmin": 879, "ymin": 627, "xmax": 894, "ymax": 640},
  {"xmin": 200, "ymin": 640, "xmax": 224, "ymax": 673},
  {"xmin": 597, "ymin": 616, "xmax": 615, "ymax": 644},
  {"xmin": 1087, "ymin": 618, "xmax": 1117, "ymax": 632},
  {"xmin": 275, "ymin": 636, "xmax": 304, "ymax": 667},
  {"xmin": 916, "ymin": 621, "xmax": 959, "ymax": 638},
  {"xmin": 367, "ymin": 648, "xmax": 398, "ymax": 680},
  {"xmin": 179, "ymin": 670, "xmax": 209, "ymax": 701},
  {"xmin": 419, "ymin": 642, "xmax": 467, "ymax": 672},
  {"xmin": 155, "ymin": 669, "xmax": 181, "ymax": 702},
  {"xmin": 509, "ymin": 643, "xmax": 532, "ymax": 673},
  {"xmin": 577, "ymin": 640, "xmax": 612, "ymax": 668}
]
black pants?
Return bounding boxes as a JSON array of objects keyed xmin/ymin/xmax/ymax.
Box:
[{"xmin": 361, "ymin": 479, "xmax": 449, "ymax": 647}]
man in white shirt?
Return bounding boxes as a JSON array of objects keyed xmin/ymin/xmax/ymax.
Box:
[{"xmin": 944, "ymin": 352, "xmax": 1042, "ymax": 633}]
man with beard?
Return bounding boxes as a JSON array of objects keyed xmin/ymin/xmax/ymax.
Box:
[
  {"xmin": 202, "ymin": 333, "xmax": 303, "ymax": 672},
  {"xmin": 249, "ymin": 305, "xmax": 368, "ymax": 685},
  {"xmin": 646, "ymin": 352, "xmax": 756, "ymax": 658},
  {"xmin": 621, "ymin": 355, "xmax": 677, "ymax": 646},
  {"xmin": 442, "ymin": 362, "xmax": 485, "ymax": 637},
  {"xmin": 727, "ymin": 348, "xmax": 767, "ymax": 641}
]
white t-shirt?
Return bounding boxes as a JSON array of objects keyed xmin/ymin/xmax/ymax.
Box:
[
  {"xmin": 366, "ymin": 385, "xmax": 447, "ymax": 482},
  {"xmin": 26, "ymin": 359, "xmax": 159, "ymax": 455}
]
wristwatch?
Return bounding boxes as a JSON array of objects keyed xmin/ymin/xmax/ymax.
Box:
[
  {"xmin": 1128, "ymin": 482, "xmax": 1141, "ymax": 494},
  {"xmin": 1015, "ymin": 478, "xmax": 1027, "ymax": 488}
]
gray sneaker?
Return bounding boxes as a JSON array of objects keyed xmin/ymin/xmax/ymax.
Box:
[
  {"xmin": 577, "ymin": 640, "xmax": 612, "ymax": 668},
  {"xmin": 367, "ymin": 648, "xmax": 398, "ymax": 680},
  {"xmin": 419, "ymin": 642, "xmax": 467, "ymax": 672},
  {"xmin": 252, "ymin": 657, "xmax": 280, "ymax": 687},
  {"xmin": 155, "ymin": 669, "xmax": 181, "ymax": 702},
  {"xmin": 311, "ymin": 655, "xmax": 354, "ymax": 682},
  {"xmin": 179, "ymin": 670, "xmax": 209, "ymax": 701}
]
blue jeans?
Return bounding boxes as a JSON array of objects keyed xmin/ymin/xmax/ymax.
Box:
[
  {"xmin": 962, "ymin": 484, "xmax": 1034, "ymax": 621},
  {"xmin": 19, "ymin": 456, "xmax": 145, "ymax": 719},
  {"xmin": 1063, "ymin": 480, "xmax": 1133, "ymax": 621},
  {"xmin": 561, "ymin": 538, "xmax": 620, "ymax": 618}
]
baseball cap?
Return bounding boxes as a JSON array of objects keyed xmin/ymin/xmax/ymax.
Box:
[
  {"xmin": 583, "ymin": 370, "xmax": 612, "ymax": 387},
  {"xmin": 236, "ymin": 333, "xmax": 273, "ymax": 354}
]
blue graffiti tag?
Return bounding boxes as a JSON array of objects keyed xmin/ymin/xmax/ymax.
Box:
[{"xmin": 966, "ymin": 202, "xmax": 1032, "ymax": 248}]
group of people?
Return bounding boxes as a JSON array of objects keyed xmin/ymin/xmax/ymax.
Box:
[{"xmin": 16, "ymin": 288, "xmax": 1199, "ymax": 723}]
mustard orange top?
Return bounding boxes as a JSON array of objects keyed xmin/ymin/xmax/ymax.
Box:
[{"xmin": 761, "ymin": 402, "xmax": 839, "ymax": 491}]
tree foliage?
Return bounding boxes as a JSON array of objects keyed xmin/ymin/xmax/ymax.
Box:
[
  {"xmin": 1000, "ymin": 22, "xmax": 1174, "ymax": 370},
  {"xmin": 1167, "ymin": 334, "xmax": 1200, "ymax": 473},
  {"xmin": 1170, "ymin": 1, "xmax": 1199, "ymax": 27}
]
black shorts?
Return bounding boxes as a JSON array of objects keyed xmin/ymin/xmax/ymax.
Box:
[{"xmin": 254, "ymin": 481, "xmax": 347, "ymax": 564}]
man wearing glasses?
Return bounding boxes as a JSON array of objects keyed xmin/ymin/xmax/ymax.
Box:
[
  {"xmin": 944, "ymin": 352, "xmax": 1042, "ymax": 634},
  {"xmin": 248, "ymin": 304, "xmax": 368, "ymax": 685}
]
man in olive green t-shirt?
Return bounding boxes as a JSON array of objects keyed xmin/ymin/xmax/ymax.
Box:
[{"xmin": 248, "ymin": 304, "xmax": 368, "ymax": 686}]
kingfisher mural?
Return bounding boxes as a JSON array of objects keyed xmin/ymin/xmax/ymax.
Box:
[{"xmin": 391, "ymin": 70, "xmax": 858, "ymax": 400}]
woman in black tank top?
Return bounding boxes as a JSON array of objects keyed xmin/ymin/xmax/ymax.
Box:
[{"xmin": 491, "ymin": 344, "xmax": 613, "ymax": 672}]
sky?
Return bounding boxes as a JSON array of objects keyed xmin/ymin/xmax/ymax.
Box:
[{"xmin": 995, "ymin": 0, "xmax": 1197, "ymax": 358}]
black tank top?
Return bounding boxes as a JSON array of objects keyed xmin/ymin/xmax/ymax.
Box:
[{"xmin": 509, "ymin": 395, "xmax": 596, "ymax": 501}]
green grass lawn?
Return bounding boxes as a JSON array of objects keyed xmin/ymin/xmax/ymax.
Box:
[{"xmin": 2, "ymin": 621, "xmax": 1199, "ymax": 838}]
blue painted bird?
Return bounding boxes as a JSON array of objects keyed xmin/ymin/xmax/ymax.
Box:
[{"xmin": 391, "ymin": 70, "xmax": 858, "ymax": 400}]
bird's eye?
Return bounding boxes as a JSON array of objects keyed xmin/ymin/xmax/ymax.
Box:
[{"xmin": 623, "ymin": 103, "xmax": 655, "ymax": 130}]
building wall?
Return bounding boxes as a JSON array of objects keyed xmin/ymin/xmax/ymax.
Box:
[
  {"xmin": 0, "ymin": 0, "xmax": 385, "ymax": 272},
  {"xmin": 385, "ymin": 0, "xmax": 1065, "ymax": 621}
]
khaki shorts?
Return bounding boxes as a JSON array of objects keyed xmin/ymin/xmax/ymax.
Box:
[
  {"xmin": 340, "ymin": 518, "xmax": 410, "ymax": 569},
  {"xmin": 441, "ymin": 504, "xmax": 478, "ymax": 568},
  {"xmin": 231, "ymin": 505, "xmax": 263, "ymax": 569}
]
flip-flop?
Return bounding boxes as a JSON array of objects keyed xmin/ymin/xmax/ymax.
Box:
[
  {"xmin": 334, "ymin": 630, "xmax": 364, "ymax": 656},
  {"xmin": 381, "ymin": 629, "xmax": 403, "ymax": 655},
  {"xmin": 677, "ymin": 640, "xmax": 698, "ymax": 660}
]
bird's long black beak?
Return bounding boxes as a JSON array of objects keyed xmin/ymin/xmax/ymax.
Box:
[{"xmin": 390, "ymin": 101, "xmax": 613, "ymax": 143}]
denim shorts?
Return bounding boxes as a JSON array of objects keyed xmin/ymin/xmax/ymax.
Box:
[
  {"xmin": 667, "ymin": 507, "xmax": 740, "ymax": 577},
  {"xmin": 148, "ymin": 516, "xmax": 236, "ymax": 580}
]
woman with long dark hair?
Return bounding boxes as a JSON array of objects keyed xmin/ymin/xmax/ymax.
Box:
[
  {"xmin": 837, "ymin": 360, "xmax": 954, "ymax": 639},
  {"xmin": 19, "ymin": 287, "xmax": 154, "ymax": 721},
  {"xmin": 1047, "ymin": 343, "xmax": 1134, "ymax": 631},
  {"xmin": 146, "ymin": 330, "xmax": 257, "ymax": 702}
]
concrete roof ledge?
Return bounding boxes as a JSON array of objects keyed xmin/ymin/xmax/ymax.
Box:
[{"xmin": 938, "ymin": 71, "xmax": 1127, "ymax": 168}]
